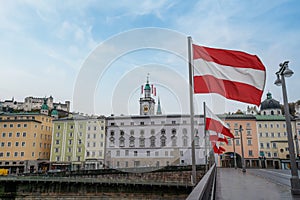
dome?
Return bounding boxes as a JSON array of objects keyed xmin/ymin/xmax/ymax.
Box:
[
  {"xmin": 144, "ymin": 83, "xmax": 151, "ymax": 90},
  {"xmin": 51, "ymin": 109, "xmax": 58, "ymax": 116},
  {"xmin": 260, "ymin": 92, "xmax": 281, "ymax": 110},
  {"xmin": 41, "ymin": 98, "xmax": 49, "ymax": 110}
]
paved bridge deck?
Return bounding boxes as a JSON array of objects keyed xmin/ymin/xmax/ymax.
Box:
[{"xmin": 216, "ymin": 168, "xmax": 297, "ymax": 200}]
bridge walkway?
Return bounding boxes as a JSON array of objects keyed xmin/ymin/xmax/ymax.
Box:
[{"xmin": 215, "ymin": 168, "xmax": 297, "ymax": 200}]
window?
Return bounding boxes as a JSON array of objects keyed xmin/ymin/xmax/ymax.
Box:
[
  {"xmin": 247, "ymin": 139, "xmax": 252, "ymax": 145},
  {"xmin": 248, "ymin": 150, "xmax": 253, "ymax": 157},
  {"xmin": 139, "ymin": 137, "xmax": 145, "ymax": 147},
  {"xmin": 235, "ymin": 130, "xmax": 239, "ymax": 136},
  {"xmin": 0, "ymin": 152, "xmax": 3, "ymax": 157},
  {"xmin": 183, "ymin": 136, "xmax": 188, "ymax": 147},
  {"xmin": 278, "ymin": 132, "xmax": 281, "ymax": 137},
  {"xmin": 265, "ymin": 132, "xmax": 268, "ymax": 137},
  {"xmin": 116, "ymin": 150, "xmax": 120, "ymax": 156},
  {"xmin": 6, "ymin": 152, "xmax": 10, "ymax": 157},
  {"xmin": 260, "ymin": 143, "xmax": 264, "ymax": 149},
  {"xmin": 134, "ymin": 151, "xmax": 138, "ymax": 156},
  {"xmin": 56, "ymin": 132, "xmax": 60, "ymax": 137},
  {"xmin": 155, "ymin": 151, "xmax": 159, "ymax": 156},
  {"xmin": 22, "ymin": 142, "xmax": 25, "ymax": 147},
  {"xmin": 10, "ymin": 124, "xmax": 13, "ymax": 128},
  {"xmin": 15, "ymin": 142, "xmax": 19, "ymax": 147},
  {"xmin": 264, "ymin": 124, "xmax": 267, "ymax": 128},
  {"xmin": 150, "ymin": 136, "xmax": 156, "ymax": 147},
  {"xmin": 165, "ymin": 151, "xmax": 168, "ymax": 156},
  {"xmin": 8, "ymin": 133, "xmax": 12, "ymax": 137},
  {"xmin": 14, "ymin": 152, "xmax": 18, "ymax": 157},
  {"xmin": 272, "ymin": 143, "xmax": 277, "ymax": 149},
  {"xmin": 55, "ymin": 148, "xmax": 59, "ymax": 153},
  {"xmin": 228, "ymin": 139, "xmax": 232, "ymax": 145},
  {"xmin": 266, "ymin": 143, "xmax": 270, "ymax": 149},
  {"xmin": 57, "ymin": 125, "xmax": 60, "ymax": 129},
  {"xmin": 129, "ymin": 135, "xmax": 135, "ymax": 147},
  {"xmin": 125, "ymin": 150, "xmax": 129, "ymax": 156},
  {"xmin": 274, "ymin": 153, "xmax": 278, "ymax": 157},
  {"xmin": 69, "ymin": 132, "xmax": 73, "ymax": 137},
  {"xmin": 23, "ymin": 132, "xmax": 26, "ymax": 137},
  {"xmin": 33, "ymin": 142, "xmax": 35, "ymax": 147},
  {"xmin": 119, "ymin": 137, "xmax": 125, "ymax": 147},
  {"xmin": 172, "ymin": 121, "xmax": 176, "ymax": 124},
  {"xmin": 78, "ymin": 139, "xmax": 82, "ymax": 145},
  {"xmin": 56, "ymin": 140, "xmax": 59, "ymax": 145},
  {"xmin": 17, "ymin": 124, "xmax": 21, "ymax": 128},
  {"xmin": 236, "ymin": 139, "xmax": 240, "ymax": 145},
  {"xmin": 94, "ymin": 134, "xmax": 96, "ymax": 139},
  {"xmin": 68, "ymin": 140, "xmax": 72, "ymax": 145},
  {"xmin": 70, "ymin": 125, "xmax": 73, "ymax": 129},
  {"xmin": 147, "ymin": 151, "xmax": 150, "ymax": 157},
  {"xmin": 16, "ymin": 132, "xmax": 20, "ymax": 137},
  {"xmin": 1, "ymin": 142, "xmax": 4, "ymax": 147},
  {"xmin": 246, "ymin": 130, "xmax": 251, "ymax": 136},
  {"xmin": 78, "ymin": 147, "xmax": 82, "ymax": 152},
  {"xmin": 7, "ymin": 142, "xmax": 11, "ymax": 147},
  {"xmin": 271, "ymin": 132, "xmax": 274, "ymax": 138},
  {"xmin": 2, "ymin": 133, "xmax": 5, "ymax": 137},
  {"xmin": 94, "ymin": 126, "xmax": 97, "ymax": 131}
]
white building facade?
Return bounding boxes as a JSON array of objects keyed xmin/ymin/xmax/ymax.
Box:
[{"xmin": 105, "ymin": 114, "xmax": 205, "ymax": 169}]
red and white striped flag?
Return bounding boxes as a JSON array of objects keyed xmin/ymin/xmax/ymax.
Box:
[
  {"xmin": 211, "ymin": 141, "xmax": 225, "ymax": 154},
  {"xmin": 193, "ymin": 44, "xmax": 266, "ymax": 106},
  {"xmin": 205, "ymin": 105, "xmax": 234, "ymax": 138},
  {"xmin": 209, "ymin": 131, "xmax": 228, "ymax": 144}
]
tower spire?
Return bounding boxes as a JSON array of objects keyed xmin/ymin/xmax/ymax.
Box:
[{"xmin": 156, "ymin": 96, "xmax": 162, "ymax": 115}]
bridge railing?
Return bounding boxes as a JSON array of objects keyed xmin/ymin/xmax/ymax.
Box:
[{"xmin": 186, "ymin": 163, "xmax": 216, "ymax": 200}]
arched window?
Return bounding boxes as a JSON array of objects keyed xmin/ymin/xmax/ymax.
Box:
[
  {"xmin": 171, "ymin": 129, "xmax": 177, "ymax": 147},
  {"xmin": 150, "ymin": 136, "xmax": 156, "ymax": 147},
  {"xmin": 119, "ymin": 136, "xmax": 125, "ymax": 147}
]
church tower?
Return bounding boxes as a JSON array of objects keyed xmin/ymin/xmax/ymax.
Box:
[
  {"xmin": 40, "ymin": 98, "xmax": 49, "ymax": 116},
  {"xmin": 139, "ymin": 75, "xmax": 155, "ymax": 115}
]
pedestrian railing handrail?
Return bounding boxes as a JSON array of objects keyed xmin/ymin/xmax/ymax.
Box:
[{"xmin": 186, "ymin": 163, "xmax": 216, "ymax": 200}]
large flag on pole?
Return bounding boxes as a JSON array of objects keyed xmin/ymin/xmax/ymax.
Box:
[
  {"xmin": 193, "ymin": 44, "xmax": 266, "ymax": 106},
  {"xmin": 205, "ymin": 105, "xmax": 234, "ymax": 138}
]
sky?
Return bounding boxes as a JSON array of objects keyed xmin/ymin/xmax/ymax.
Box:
[{"xmin": 0, "ymin": 0, "xmax": 300, "ymax": 116}]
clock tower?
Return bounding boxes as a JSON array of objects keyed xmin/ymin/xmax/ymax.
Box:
[{"xmin": 140, "ymin": 75, "xmax": 155, "ymax": 115}]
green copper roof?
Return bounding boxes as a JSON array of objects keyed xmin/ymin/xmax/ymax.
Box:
[
  {"xmin": 144, "ymin": 83, "xmax": 151, "ymax": 90},
  {"xmin": 51, "ymin": 109, "xmax": 58, "ymax": 116},
  {"xmin": 41, "ymin": 98, "xmax": 48, "ymax": 110}
]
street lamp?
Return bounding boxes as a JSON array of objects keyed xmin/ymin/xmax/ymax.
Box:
[
  {"xmin": 239, "ymin": 125, "xmax": 246, "ymax": 172},
  {"xmin": 295, "ymin": 135, "xmax": 299, "ymax": 159},
  {"xmin": 274, "ymin": 61, "xmax": 300, "ymax": 194},
  {"xmin": 233, "ymin": 138, "xmax": 237, "ymax": 169}
]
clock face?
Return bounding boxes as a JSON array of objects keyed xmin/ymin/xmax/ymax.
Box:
[{"xmin": 143, "ymin": 105, "xmax": 149, "ymax": 113}]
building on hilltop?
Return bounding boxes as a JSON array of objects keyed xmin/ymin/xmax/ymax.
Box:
[{"xmin": 0, "ymin": 96, "xmax": 70, "ymax": 113}]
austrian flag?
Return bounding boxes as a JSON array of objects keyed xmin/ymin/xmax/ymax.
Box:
[
  {"xmin": 205, "ymin": 105, "xmax": 234, "ymax": 138},
  {"xmin": 193, "ymin": 44, "xmax": 266, "ymax": 106}
]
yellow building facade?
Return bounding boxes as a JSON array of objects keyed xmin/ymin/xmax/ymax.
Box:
[{"xmin": 0, "ymin": 112, "xmax": 53, "ymax": 173}]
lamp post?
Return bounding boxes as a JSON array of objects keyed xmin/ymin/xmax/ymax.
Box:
[
  {"xmin": 274, "ymin": 61, "xmax": 300, "ymax": 194},
  {"xmin": 295, "ymin": 135, "xmax": 299, "ymax": 159},
  {"xmin": 239, "ymin": 125, "xmax": 246, "ymax": 172},
  {"xmin": 233, "ymin": 138, "xmax": 237, "ymax": 169}
]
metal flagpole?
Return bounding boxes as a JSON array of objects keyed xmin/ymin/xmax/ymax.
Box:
[
  {"xmin": 203, "ymin": 102, "xmax": 208, "ymax": 172},
  {"xmin": 188, "ymin": 36, "xmax": 196, "ymax": 185}
]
